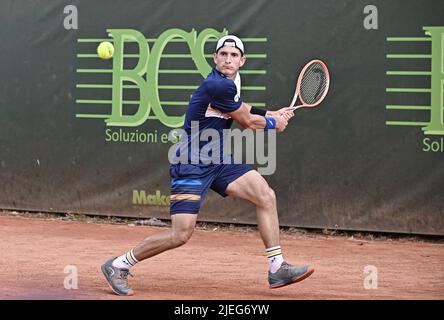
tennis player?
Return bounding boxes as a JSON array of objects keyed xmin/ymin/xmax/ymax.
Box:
[{"xmin": 101, "ymin": 35, "xmax": 314, "ymax": 296}]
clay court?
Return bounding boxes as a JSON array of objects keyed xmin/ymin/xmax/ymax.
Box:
[{"xmin": 1, "ymin": 212, "xmax": 443, "ymax": 300}]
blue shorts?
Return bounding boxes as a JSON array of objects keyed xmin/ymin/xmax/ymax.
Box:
[{"xmin": 169, "ymin": 163, "xmax": 254, "ymax": 214}]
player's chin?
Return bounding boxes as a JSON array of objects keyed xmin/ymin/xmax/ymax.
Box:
[{"xmin": 221, "ymin": 68, "xmax": 236, "ymax": 77}]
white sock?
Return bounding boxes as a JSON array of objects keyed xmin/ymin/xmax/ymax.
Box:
[
  {"xmin": 266, "ymin": 246, "xmax": 284, "ymax": 273},
  {"xmin": 112, "ymin": 250, "xmax": 139, "ymax": 269}
]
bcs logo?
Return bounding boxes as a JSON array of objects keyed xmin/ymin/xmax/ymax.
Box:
[{"xmin": 75, "ymin": 28, "xmax": 267, "ymax": 129}]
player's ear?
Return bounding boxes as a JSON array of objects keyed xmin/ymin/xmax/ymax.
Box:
[
  {"xmin": 213, "ymin": 52, "xmax": 218, "ymax": 64},
  {"xmin": 239, "ymin": 55, "xmax": 246, "ymax": 68}
]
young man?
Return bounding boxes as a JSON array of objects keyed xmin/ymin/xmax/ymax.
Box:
[{"xmin": 101, "ymin": 35, "xmax": 314, "ymax": 296}]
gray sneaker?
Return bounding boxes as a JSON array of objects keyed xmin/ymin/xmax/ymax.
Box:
[
  {"xmin": 268, "ymin": 261, "xmax": 314, "ymax": 289},
  {"xmin": 101, "ymin": 257, "xmax": 134, "ymax": 296}
]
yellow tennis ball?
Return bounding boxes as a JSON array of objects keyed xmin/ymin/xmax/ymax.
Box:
[{"xmin": 97, "ymin": 41, "xmax": 114, "ymax": 59}]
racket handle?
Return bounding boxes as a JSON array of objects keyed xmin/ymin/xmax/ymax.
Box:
[{"xmin": 279, "ymin": 106, "xmax": 298, "ymax": 117}]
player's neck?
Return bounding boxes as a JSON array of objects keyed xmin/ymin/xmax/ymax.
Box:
[{"xmin": 227, "ymin": 74, "xmax": 236, "ymax": 80}]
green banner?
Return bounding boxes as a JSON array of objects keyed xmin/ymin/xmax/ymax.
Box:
[{"xmin": 0, "ymin": 0, "xmax": 443, "ymax": 235}]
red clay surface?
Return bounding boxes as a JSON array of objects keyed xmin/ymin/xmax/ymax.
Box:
[{"xmin": 0, "ymin": 214, "xmax": 443, "ymax": 300}]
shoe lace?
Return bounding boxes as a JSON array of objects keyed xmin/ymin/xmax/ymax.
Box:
[
  {"xmin": 280, "ymin": 262, "xmax": 291, "ymax": 270},
  {"xmin": 119, "ymin": 269, "xmax": 133, "ymax": 280}
]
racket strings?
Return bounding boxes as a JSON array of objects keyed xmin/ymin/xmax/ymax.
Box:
[{"xmin": 299, "ymin": 63, "xmax": 328, "ymax": 105}]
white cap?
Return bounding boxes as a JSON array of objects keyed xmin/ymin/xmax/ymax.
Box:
[{"xmin": 215, "ymin": 35, "xmax": 245, "ymax": 55}]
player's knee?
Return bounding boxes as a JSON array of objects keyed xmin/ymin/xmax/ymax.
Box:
[
  {"xmin": 266, "ymin": 188, "xmax": 276, "ymax": 206},
  {"xmin": 171, "ymin": 228, "xmax": 194, "ymax": 247},
  {"xmin": 257, "ymin": 187, "xmax": 276, "ymax": 209}
]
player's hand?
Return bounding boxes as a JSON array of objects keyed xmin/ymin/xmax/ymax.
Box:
[
  {"xmin": 277, "ymin": 107, "xmax": 295, "ymax": 121},
  {"xmin": 274, "ymin": 114, "xmax": 288, "ymax": 132}
]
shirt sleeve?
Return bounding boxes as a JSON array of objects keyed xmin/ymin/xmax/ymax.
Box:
[{"xmin": 209, "ymin": 79, "xmax": 242, "ymax": 113}]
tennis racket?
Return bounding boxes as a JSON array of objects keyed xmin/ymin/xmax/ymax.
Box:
[{"xmin": 288, "ymin": 59, "xmax": 330, "ymax": 110}]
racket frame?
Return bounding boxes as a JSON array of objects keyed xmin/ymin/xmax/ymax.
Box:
[{"xmin": 289, "ymin": 59, "xmax": 330, "ymax": 110}]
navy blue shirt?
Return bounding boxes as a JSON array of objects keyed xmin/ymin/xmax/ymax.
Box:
[{"xmin": 174, "ymin": 68, "xmax": 242, "ymax": 164}]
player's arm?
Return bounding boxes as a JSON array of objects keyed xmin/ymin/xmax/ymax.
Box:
[
  {"xmin": 209, "ymin": 80, "xmax": 289, "ymax": 131},
  {"xmin": 266, "ymin": 107, "xmax": 295, "ymax": 120},
  {"xmin": 246, "ymin": 104, "xmax": 294, "ymax": 121},
  {"xmin": 227, "ymin": 102, "xmax": 288, "ymax": 132}
]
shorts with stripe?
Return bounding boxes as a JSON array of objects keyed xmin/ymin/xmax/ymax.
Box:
[{"xmin": 169, "ymin": 163, "xmax": 254, "ymax": 214}]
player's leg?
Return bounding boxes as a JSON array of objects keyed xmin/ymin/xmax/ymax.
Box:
[
  {"xmin": 224, "ymin": 170, "xmax": 279, "ymax": 247},
  {"xmin": 223, "ymin": 168, "xmax": 314, "ymax": 288},
  {"xmin": 101, "ymin": 163, "xmax": 213, "ymax": 296},
  {"xmin": 101, "ymin": 213, "xmax": 197, "ymax": 296},
  {"xmin": 132, "ymin": 213, "xmax": 197, "ymax": 261}
]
